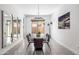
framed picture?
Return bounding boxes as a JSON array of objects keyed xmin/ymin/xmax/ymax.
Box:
[{"xmin": 58, "ymin": 12, "xmax": 70, "ymax": 29}]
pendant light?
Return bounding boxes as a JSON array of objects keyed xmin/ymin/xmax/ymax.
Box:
[
  {"xmin": 35, "ymin": 4, "xmax": 41, "ymax": 19},
  {"xmin": 37, "ymin": 4, "xmax": 40, "ymax": 18}
]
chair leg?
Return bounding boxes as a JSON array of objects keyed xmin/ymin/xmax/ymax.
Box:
[
  {"xmin": 33, "ymin": 50, "xmax": 35, "ymax": 55},
  {"xmin": 33, "ymin": 50, "xmax": 44, "ymax": 55},
  {"xmin": 47, "ymin": 43, "xmax": 51, "ymax": 52},
  {"xmin": 42, "ymin": 50, "xmax": 44, "ymax": 55},
  {"xmin": 26, "ymin": 43, "xmax": 30, "ymax": 50}
]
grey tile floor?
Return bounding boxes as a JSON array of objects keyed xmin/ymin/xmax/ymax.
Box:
[{"xmin": 4, "ymin": 39, "xmax": 75, "ymax": 55}]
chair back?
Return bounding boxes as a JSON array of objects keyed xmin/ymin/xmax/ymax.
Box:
[
  {"xmin": 34, "ymin": 39, "xmax": 43, "ymax": 50},
  {"xmin": 46, "ymin": 34, "xmax": 51, "ymax": 42},
  {"xmin": 26, "ymin": 35, "xmax": 30, "ymax": 42}
]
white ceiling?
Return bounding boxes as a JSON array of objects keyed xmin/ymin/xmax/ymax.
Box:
[{"xmin": 0, "ymin": 4, "xmax": 63, "ymax": 16}]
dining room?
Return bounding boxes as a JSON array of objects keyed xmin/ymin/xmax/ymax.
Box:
[{"xmin": 0, "ymin": 4, "xmax": 78, "ymax": 55}]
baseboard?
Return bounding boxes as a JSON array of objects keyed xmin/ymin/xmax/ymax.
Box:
[
  {"xmin": 51, "ymin": 38, "xmax": 78, "ymax": 55},
  {"xmin": 0, "ymin": 39, "xmax": 22, "ymax": 55}
]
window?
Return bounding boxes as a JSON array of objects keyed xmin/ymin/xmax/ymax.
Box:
[{"xmin": 32, "ymin": 20, "xmax": 45, "ymax": 34}]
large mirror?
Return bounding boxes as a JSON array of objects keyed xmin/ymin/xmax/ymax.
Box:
[
  {"xmin": 12, "ymin": 17, "xmax": 21, "ymax": 42},
  {"xmin": 3, "ymin": 11, "xmax": 12, "ymax": 47},
  {"xmin": 2, "ymin": 11, "xmax": 21, "ymax": 48}
]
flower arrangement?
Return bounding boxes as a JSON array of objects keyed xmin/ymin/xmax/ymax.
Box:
[{"xmin": 36, "ymin": 32, "xmax": 41, "ymax": 37}]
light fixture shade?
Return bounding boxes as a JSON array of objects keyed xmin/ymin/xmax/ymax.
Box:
[
  {"xmin": 31, "ymin": 17, "xmax": 44, "ymax": 20},
  {"xmin": 35, "ymin": 17, "xmax": 43, "ymax": 19}
]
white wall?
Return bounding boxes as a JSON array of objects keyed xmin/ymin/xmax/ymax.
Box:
[
  {"xmin": 0, "ymin": 5, "xmax": 23, "ymax": 18},
  {"xmin": 51, "ymin": 5, "xmax": 79, "ymax": 54},
  {"xmin": 23, "ymin": 15, "xmax": 51, "ymax": 38},
  {"xmin": 0, "ymin": 10, "xmax": 2, "ymax": 49}
]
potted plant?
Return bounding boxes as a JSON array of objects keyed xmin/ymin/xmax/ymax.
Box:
[{"xmin": 36, "ymin": 32, "xmax": 41, "ymax": 37}]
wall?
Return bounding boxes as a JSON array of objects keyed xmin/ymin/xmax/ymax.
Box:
[
  {"xmin": 23, "ymin": 15, "xmax": 51, "ymax": 38},
  {"xmin": 0, "ymin": 5, "xmax": 23, "ymax": 18},
  {"xmin": 51, "ymin": 5, "xmax": 79, "ymax": 54},
  {"xmin": 0, "ymin": 10, "xmax": 2, "ymax": 49}
]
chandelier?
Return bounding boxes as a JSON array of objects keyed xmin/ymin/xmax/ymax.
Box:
[
  {"xmin": 31, "ymin": 4, "xmax": 44, "ymax": 20},
  {"xmin": 35, "ymin": 4, "xmax": 41, "ymax": 19}
]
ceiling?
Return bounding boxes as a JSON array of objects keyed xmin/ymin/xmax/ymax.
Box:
[{"xmin": 0, "ymin": 4, "xmax": 63, "ymax": 16}]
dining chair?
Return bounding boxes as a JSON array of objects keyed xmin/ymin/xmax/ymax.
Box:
[
  {"xmin": 44, "ymin": 34, "xmax": 51, "ymax": 52},
  {"xmin": 26, "ymin": 34, "xmax": 33, "ymax": 49},
  {"xmin": 33, "ymin": 39, "xmax": 44, "ymax": 55}
]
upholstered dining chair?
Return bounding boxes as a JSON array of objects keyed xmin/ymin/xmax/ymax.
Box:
[
  {"xmin": 26, "ymin": 34, "xmax": 33, "ymax": 49},
  {"xmin": 44, "ymin": 34, "xmax": 51, "ymax": 52},
  {"xmin": 33, "ymin": 38, "xmax": 44, "ymax": 55}
]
